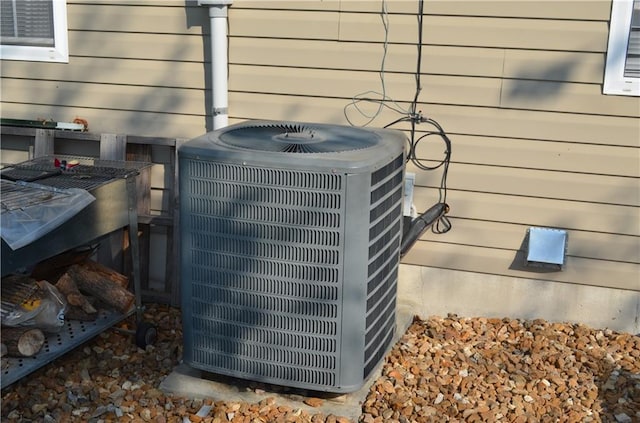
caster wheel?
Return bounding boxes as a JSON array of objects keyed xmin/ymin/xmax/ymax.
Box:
[{"xmin": 135, "ymin": 321, "xmax": 157, "ymax": 348}]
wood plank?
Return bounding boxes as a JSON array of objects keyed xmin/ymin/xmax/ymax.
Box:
[
  {"xmin": 0, "ymin": 103, "xmax": 208, "ymax": 139},
  {"xmin": 229, "ymin": 9, "xmax": 340, "ymax": 40},
  {"xmin": 415, "ymin": 135, "xmax": 640, "ymax": 178},
  {"xmin": 409, "ymin": 162, "xmax": 640, "ymax": 207},
  {"xmin": 34, "ymin": 129, "xmax": 54, "ymax": 157},
  {"xmin": 412, "ymin": 189, "xmax": 640, "ymax": 237},
  {"xmin": 68, "ymin": 4, "xmax": 207, "ymax": 34},
  {"xmin": 416, "ymin": 218, "xmax": 640, "ymax": 264},
  {"xmin": 171, "ymin": 139, "xmax": 187, "ymax": 306},
  {"xmin": 99, "ymin": 133, "xmax": 127, "ymax": 161},
  {"xmin": 0, "ymin": 126, "xmax": 102, "ymax": 141},
  {"xmin": 339, "ymin": 14, "xmax": 608, "ymax": 51},
  {"xmin": 97, "ymin": 133, "xmax": 127, "ymax": 272},
  {"xmin": 127, "ymin": 144, "xmax": 153, "ymax": 215},
  {"xmin": 163, "ymin": 143, "xmax": 179, "ymax": 301},
  {"xmin": 401, "ymin": 241, "xmax": 639, "ymax": 292}
]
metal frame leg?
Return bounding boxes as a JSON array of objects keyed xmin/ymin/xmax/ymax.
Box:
[{"xmin": 126, "ymin": 176, "xmax": 143, "ymax": 322}]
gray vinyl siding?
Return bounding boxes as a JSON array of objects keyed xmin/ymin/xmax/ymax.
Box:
[{"xmin": 0, "ymin": 1, "xmax": 638, "ymax": 293}]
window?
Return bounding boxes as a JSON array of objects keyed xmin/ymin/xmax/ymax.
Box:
[
  {"xmin": 0, "ymin": 0, "xmax": 68, "ymax": 63},
  {"xmin": 604, "ymin": 0, "xmax": 639, "ymax": 95}
]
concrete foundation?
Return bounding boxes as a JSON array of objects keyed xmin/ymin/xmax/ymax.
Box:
[{"xmin": 398, "ymin": 264, "xmax": 640, "ymax": 334}]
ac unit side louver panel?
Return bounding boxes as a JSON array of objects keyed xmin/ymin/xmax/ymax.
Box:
[{"xmin": 179, "ymin": 120, "xmax": 406, "ymax": 393}]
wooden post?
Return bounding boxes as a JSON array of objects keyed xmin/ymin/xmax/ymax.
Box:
[
  {"xmin": 98, "ymin": 133, "xmax": 128, "ymax": 271},
  {"xmin": 125, "ymin": 143, "xmax": 152, "ymax": 292},
  {"xmin": 100, "ymin": 133, "xmax": 127, "ymax": 161},
  {"xmin": 34, "ymin": 129, "xmax": 55, "ymax": 158},
  {"xmin": 170, "ymin": 138, "xmax": 186, "ymax": 307}
]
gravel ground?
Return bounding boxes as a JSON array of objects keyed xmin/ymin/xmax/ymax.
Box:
[{"xmin": 2, "ymin": 304, "xmax": 638, "ymax": 422}]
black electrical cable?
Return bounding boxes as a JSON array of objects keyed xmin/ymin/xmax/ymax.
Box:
[
  {"xmin": 344, "ymin": 0, "xmax": 453, "ymax": 241},
  {"xmin": 387, "ymin": 0, "xmax": 452, "ymax": 237}
]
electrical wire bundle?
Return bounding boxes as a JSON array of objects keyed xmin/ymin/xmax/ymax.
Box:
[{"xmin": 344, "ymin": 0, "xmax": 452, "ymax": 239}]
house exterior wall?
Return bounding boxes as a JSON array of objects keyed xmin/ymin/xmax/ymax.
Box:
[{"xmin": 1, "ymin": 1, "xmax": 638, "ymax": 331}]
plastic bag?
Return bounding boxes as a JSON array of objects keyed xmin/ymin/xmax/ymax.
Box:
[
  {"xmin": 1, "ymin": 277, "xmax": 67, "ymax": 333},
  {"xmin": 0, "ymin": 180, "xmax": 95, "ymax": 250}
]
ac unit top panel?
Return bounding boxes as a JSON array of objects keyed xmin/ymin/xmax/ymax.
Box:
[{"xmin": 179, "ymin": 120, "xmax": 406, "ymax": 172}]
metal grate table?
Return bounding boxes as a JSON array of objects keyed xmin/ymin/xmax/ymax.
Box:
[{"xmin": 1, "ymin": 155, "xmax": 150, "ymax": 389}]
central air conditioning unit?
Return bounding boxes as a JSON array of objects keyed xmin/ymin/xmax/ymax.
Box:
[{"xmin": 178, "ymin": 120, "xmax": 406, "ymax": 393}]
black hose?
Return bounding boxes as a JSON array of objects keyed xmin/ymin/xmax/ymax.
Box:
[{"xmin": 400, "ymin": 202, "xmax": 448, "ymax": 257}]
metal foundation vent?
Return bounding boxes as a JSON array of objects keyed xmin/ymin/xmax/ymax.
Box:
[{"xmin": 179, "ymin": 120, "xmax": 406, "ymax": 393}]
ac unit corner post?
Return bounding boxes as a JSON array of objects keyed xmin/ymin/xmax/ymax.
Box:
[{"xmin": 177, "ymin": 121, "xmax": 406, "ymax": 393}]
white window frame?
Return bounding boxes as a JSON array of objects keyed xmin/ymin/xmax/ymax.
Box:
[
  {"xmin": 0, "ymin": 0, "xmax": 68, "ymax": 63},
  {"xmin": 604, "ymin": 0, "xmax": 639, "ymax": 96}
]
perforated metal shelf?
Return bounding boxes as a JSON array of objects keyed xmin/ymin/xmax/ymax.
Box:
[{"xmin": 1, "ymin": 309, "xmax": 132, "ymax": 389}]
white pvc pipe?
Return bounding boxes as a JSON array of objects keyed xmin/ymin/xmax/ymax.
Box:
[{"xmin": 202, "ymin": 1, "xmax": 232, "ymax": 129}]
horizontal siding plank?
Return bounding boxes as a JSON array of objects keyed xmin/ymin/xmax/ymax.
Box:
[
  {"xmin": 231, "ymin": 64, "xmax": 637, "ymax": 117},
  {"xmin": 339, "ymin": 14, "xmax": 608, "ymax": 51},
  {"xmin": 503, "ymin": 50, "xmax": 605, "ymax": 84},
  {"xmin": 69, "ymin": 32, "xmax": 205, "ymax": 61},
  {"xmin": 229, "ymin": 9, "xmax": 340, "ymax": 40},
  {"xmin": 230, "ymin": 93, "xmax": 640, "ymax": 146},
  {"xmin": 68, "ymin": 0, "xmax": 186, "ymax": 5},
  {"xmin": 420, "ymin": 46, "xmax": 505, "ymax": 77},
  {"xmin": 339, "ymin": 1, "xmax": 611, "ymax": 20},
  {"xmin": 229, "ymin": 65, "xmax": 502, "ymax": 108},
  {"xmin": 234, "ymin": 0, "xmax": 340, "ymax": 11},
  {"xmin": 401, "ymin": 241, "xmax": 639, "ymax": 292},
  {"xmin": 1, "ymin": 79, "xmax": 205, "ymax": 115},
  {"xmin": 68, "ymin": 4, "xmax": 206, "ymax": 34},
  {"xmin": 230, "ymin": 38, "xmax": 505, "ymax": 77},
  {"xmin": 412, "ymin": 189, "xmax": 640, "ymax": 237},
  {"xmin": 409, "ymin": 162, "xmax": 640, "ymax": 207},
  {"xmin": 5, "ymin": 60, "xmax": 634, "ymax": 119},
  {"xmin": 415, "ymin": 218, "xmax": 640, "ymax": 264},
  {"xmin": 500, "ymin": 80, "xmax": 640, "ymax": 117},
  {"xmin": 0, "ymin": 103, "xmax": 207, "ymax": 139},
  {"xmin": 0, "ymin": 57, "xmax": 207, "ymax": 89},
  {"xmin": 415, "ymin": 105, "xmax": 640, "ymax": 147},
  {"xmin": 415, "ymin": 134, "xmax": 640, "ymax": 178}
]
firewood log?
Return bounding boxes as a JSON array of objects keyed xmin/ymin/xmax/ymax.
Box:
[
  {"xmin": 64, "ymin": 305, "xmax": 98, "ymax": 322},
  {"xmin": 1, "ymin": 327, "xmax": 45, "ymax": 357},
  {"xmin": 77, "ymin": 259, "xmax": 129, "ymax": 289},
  {"xmin": 55, "ymin": 273, "xmax": 97, "ymax": 314},
  {"xmin": 65, "ymin": 264, "xmax": 135, "ymax": 314}
]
